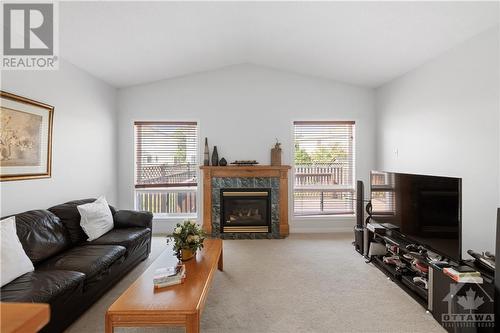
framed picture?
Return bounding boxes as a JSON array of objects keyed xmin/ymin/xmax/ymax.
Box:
[{"xmin": 1, "ymin": 91, "xmax": 54, "ymax": 181}]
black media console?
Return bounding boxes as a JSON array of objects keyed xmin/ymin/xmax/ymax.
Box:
[{"xmin": 364, "ymin": 224, "xmax": 495, "ymax": 333}]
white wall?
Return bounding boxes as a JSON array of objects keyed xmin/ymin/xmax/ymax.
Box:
[
  {"xmin": 375, "ymin": 28, "xmax": 500, "ymax": 254},
  {"xmin": 0, "ymin": 60, "xmax": 118, "ymax": 216},
  {"xmin": 117, "ymin": 64, "xmax": 375, "ymax": 233}
]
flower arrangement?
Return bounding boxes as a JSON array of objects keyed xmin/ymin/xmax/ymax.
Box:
[{"xmin": 168, "ymin": 220, "xmax": 205, "ymax": 260}]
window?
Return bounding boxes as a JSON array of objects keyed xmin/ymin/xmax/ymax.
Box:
[
  {"xmin": 370, "ymin": 171, "xmax": 396, "ymax": 215},
  {"xmin": 134, "ymin": 121, "xmax": 198, "ymax": 217},
  {"xmin": 293, "ymin": 121, "xmax": 355, "ymax": 216}
]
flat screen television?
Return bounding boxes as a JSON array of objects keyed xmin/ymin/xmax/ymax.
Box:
[{"xmin": 370, "ymin": 171, "xmax": 461, "ymax": 262}]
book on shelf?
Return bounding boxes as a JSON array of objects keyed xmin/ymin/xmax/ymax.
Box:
[
  {"xmin": 153, "ymin": 264, "xmax": 186, "ymax": 289},
  {"xmin": 443, "ymin": 267, "xmax": 483, "ymax": 284}
]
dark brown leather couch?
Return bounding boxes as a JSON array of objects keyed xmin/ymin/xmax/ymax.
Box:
[{"xmin": 0, "ymin": 199, "xmax": 153, "ymax": 333}]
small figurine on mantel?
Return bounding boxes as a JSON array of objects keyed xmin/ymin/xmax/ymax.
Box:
[{"xmin": 271, "ymin": 138, "xmax": 282, "ymax": 166}]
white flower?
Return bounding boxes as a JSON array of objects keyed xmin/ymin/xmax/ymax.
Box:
[
  {"xmin": 187, "ymin": 235, "xmax": 194, "ymax": 243},
  {"xmin": 174, "ymin": 227, "xmax": 182, "ymax": 234},
  {"xmin": 194, "ymin": 235, "xmax": 200, "ymax": 242}
]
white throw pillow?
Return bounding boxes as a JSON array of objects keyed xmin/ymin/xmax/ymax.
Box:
[
  {"xmin": 1, "ymin": 216, "xmax": 35, "ymax": 287},
  {"xmin": 77, "ymin": 196, "xmax": 114, "ymax": 241}
]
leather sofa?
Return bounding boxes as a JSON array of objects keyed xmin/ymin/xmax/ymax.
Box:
[{"xmin": 1, "ymin": 199, "xmax": 153, "ymax": 333}]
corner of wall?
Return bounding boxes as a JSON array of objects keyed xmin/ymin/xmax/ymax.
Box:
[{"xmin": 0, "ymin": 59, "xmax": 120, "ymax": 215}]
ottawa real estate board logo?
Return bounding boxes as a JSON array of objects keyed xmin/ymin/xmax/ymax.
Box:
[
  {"xmin": 441, "ymin": 283, "xmax": 494, "ymax": 329},
  {"xmin": 2, "ymin": 2, "xmax": 59, "ymax": 70}
]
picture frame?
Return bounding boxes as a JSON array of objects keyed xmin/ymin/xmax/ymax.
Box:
[{"xmin": 1, "ymin": 91, "xmax": 54, "ymax": 181}]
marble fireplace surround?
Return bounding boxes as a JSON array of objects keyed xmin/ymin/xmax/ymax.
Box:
[{"xmin": 200, "ymin": 166, "xmax": 290, "ymax": 239}]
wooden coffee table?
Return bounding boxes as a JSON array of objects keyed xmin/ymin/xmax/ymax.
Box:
[
  {"xmin": 106, "ymin": 239, "xmax": 223, "ymax": 333},
  {"xmin": 0, "ymin": 303, "xmax": 50, "ymax": 333}
]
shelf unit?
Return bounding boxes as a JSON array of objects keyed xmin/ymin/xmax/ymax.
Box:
[
  {"xmin": 369, "ymin": 233, "xmax": 430, "ymax": 307},
  {"xmin": 363, "ymin": 224, "xmax": 496, "ymax": 333}
]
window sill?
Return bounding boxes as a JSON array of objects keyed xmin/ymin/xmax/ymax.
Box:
[
  {"xmin": 153, "ymin": 214, "xmax": 198, "ymax": 220},
  {"xmin": 293, "ymin": 214, "xmax": 355, "ymax": 221}
]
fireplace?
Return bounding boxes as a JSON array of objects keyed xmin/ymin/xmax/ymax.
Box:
[
  {"xmin": 200, "ymin": 165, "xmax": 290, "ymax": 238},
  {"xmin": 220, "ymin": 188, "xmax": 271, "ymax": 233}
]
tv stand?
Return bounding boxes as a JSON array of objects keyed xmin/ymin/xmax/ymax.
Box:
[
  {"xmin": 369, "ymin": 232, "xmax": 430, "ymax": 305},
  {"xmin": 363, "ymin": 223, "xmax": 495, "ymax": 333}
]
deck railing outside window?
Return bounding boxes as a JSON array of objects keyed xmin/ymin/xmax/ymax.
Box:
[
  {"xmin": 134, "ymin": 122, "xmax": 198, "ymax": 218},
  {"xmin": 293, "ymin": 121, "xmax": 355, "ymax": 216},
  {"xmin": 135, "ymin": 187, "xmax": 197, "ymax": 216}
]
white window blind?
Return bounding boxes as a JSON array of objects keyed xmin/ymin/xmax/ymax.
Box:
[
  {"xmin": 134, "ymin": 121, "xmax": 198, "ymax": 216},
  {"xmin": 370, "ymin": 171, "xmax": 396, "ymax": 215},
  {"xmin": 293, "ymin": 121, "xmax": 355, "ymax": 216}
]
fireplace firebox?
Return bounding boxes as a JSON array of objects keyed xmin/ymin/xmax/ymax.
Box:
[{"xmin": 220, "ymin": 188, "xmax": 271, "ymax": 233}]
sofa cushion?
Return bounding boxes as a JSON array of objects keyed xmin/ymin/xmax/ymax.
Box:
[
  {"xmin": 13, "ymin": 210, "xmax": 71, "ymax": 264},
  {"xmin": 0, "ymin": 270, "xmax": 85, "ymax": 304},
  {"xmin": 1, "ymin": 216, "xmax": 35, "ymax": 287},
  {"xmin": 90, "ymin": 227, "xmax": 151, "ymax": 257},
  {"xmin": 37, "ymin": 245, "xmax": 126, "ymax": 283},
  {"xmin": 113, "ymin": 210, "xmax": 153, "ymax": 229},
  {"xmin": 49, "ymin": 199, "xmax": 117, "ymax": 244},
  {"xmin": 78, "ymin": 196, "xmax": 114, "ymax": 241}
]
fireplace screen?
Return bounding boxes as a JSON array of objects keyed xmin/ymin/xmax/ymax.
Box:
[{"xmin": 221, "ymin": 189, "xmax": 271, "ymax": 233}]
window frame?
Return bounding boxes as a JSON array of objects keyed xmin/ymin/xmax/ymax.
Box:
[
  {"xmin": 133, "ymin": 121, "xmax": 200, "ymax": 218},
  {"xmin": 292, "ymin": 120, "xmax": 356, "ymax": 217}
]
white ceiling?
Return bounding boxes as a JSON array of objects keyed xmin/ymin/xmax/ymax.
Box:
[{"xmin": 60, "ymin": 1, "xmax": 499, "ymax": 88}]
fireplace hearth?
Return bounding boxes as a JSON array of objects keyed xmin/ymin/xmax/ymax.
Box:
[{"xmin": 221, "ymin": 189, "xmax": 271, "ymax": 233}]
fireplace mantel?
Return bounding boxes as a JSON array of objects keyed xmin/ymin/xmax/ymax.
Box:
[{"xmin": 200, "ymin": 165, "xmax": 291, "ymax": 237}]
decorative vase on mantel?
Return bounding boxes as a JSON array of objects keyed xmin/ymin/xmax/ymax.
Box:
[
  {"xmin": 211, "ymin": 146, "xmax": 219, "ymax": 166},
  {"xmin": 180, "ymin": 248, "xmax": 196, "ymax": 261},
  {"xmin": 203, "ymin": 138, "xmax": 210, "ymax": 166}
]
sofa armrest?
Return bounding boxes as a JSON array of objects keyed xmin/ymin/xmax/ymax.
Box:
[{"xmin": 113, "ymin": 210, "xmax": 153, "ymax": 229}]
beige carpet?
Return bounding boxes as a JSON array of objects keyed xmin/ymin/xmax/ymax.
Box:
[{"xmin": 64, "ymin": 233, "xmax": 445, "ymax": 333}]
